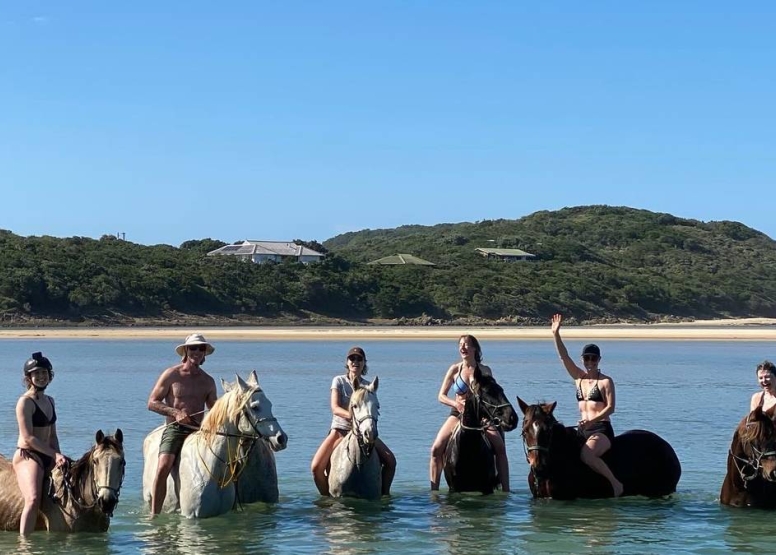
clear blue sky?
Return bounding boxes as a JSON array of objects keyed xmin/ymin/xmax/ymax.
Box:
[{"xmin": 2, "ymin": 2, "xmax": 774, "ymax": 246}]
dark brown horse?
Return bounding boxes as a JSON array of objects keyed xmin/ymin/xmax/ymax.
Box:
[
  {"xmin": 443, "ymin": 368, "xmax": 518, "ymax": 494},
  {"xmin": 720, "ymin": 406, "xmax": 776, "ymax": 508},
  {"xmin": 518, "ymin": 397, "xmax": 680, "ymax": 499}
]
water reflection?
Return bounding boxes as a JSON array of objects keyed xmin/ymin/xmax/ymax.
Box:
[
  {"xmin": 722, "ymin": 508, "xmax": 776, "ymax": 552},
  {"xmin": 311, "ymin": 497, "xmax": 391, "ymax": 555},
  {"xmin": 429, "ymin": 493, "xmax": 511, "ymax": 555},
  {"xmin": 133, "ymin": 507, "xmax": 281, "ymax": 555}
]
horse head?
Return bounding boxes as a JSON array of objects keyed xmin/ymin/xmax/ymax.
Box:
[
  {"xmin": 732, "ymin": 406, "xmax": 776, "ymax": 483},
  {"xmin": 90, "ymin": 428, "xmax": 125, "ymax": 517},
  {"xmin": 517, "ymin": 397, "xmax": 558, "ymax": 477},
  {"xmin": 469, "ymin": 367, "xmax": 517, "ymax": 432},
  {"xmin": 349, "ymin": 375, "xmax": 380, "ymax": 455},
  {"xmin": 222, "ymin": 371, "xmax": 288, "ymax": 452}
]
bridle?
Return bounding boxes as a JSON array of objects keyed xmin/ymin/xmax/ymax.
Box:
[
  {"xmin": 459, "ymin": 387, "xmax": 511, "ymax": 431},
  {"xmin": 51, "ymin": 446, "xmax": 125, "ymax": 518},
  {"xmin": 349, "ymin": 395, "xmax": 379, "ymax": 460},
  {"xmin": 521, "ymin": 413, "xmax": 556, "ymax": 495},
  {"xmin": 730, "ymin": 415, "xmax": 776, "ymax": 487}
]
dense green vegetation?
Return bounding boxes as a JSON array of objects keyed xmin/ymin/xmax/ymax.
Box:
[{"xmin": 1, "ymin": 206, "xmax": 775, "ymax": 325}]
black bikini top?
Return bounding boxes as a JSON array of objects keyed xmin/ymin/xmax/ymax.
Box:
[
  {"xmin": 576, "ymin": 377, "xmax": 604, "ymax": 403},
  {"xmin": 29, "ymin": 397, "xmax": 57, "ymax": 427}
]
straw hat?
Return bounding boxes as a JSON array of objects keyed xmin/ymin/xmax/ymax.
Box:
[{"xmin": 175, "ymin": 333, "xmax": 215, "ymax": 356}]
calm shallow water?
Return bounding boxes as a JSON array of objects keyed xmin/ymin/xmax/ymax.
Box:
[{"xmin": 0, "ymin": 337, "xmax": 772, "ymax": 554}]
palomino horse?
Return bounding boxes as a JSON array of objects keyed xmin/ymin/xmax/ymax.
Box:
[
  {"xmin": 0, "ymin": 429, "xmax": 125, "ymax": 532},
  {"xmin": 720, "ymin": 406, "xmax": 776, "ymax": 508},
  {"xmin": 518, "ymin": 397, "xmax": 681, "ymax": 499},
  {"xmin": 143, "ymin": 371, "xmax": 287, "ymax": 518},
  {"xmin": 328, "ymin": 376, "xmax": 382, "ymax": 500},
  {"xmin": 443, "ymin": 367, "xmax": 518, "ymax": 494}
]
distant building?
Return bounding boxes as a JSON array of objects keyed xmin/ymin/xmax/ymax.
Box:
[
  {"xmin": 207, "ymin": 240, "xmax": 325, "ymax": 264},
  {"xmin": 368, "ymin": 253, "xmax": 436, "ymax": 266},
  {"xmin": 475, "ymin": 248, "xmax": 536, "ymax": 262}
]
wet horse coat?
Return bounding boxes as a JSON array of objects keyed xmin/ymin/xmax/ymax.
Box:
[
  {"xmin": 519, "ymin": 398, "xmax": 681, "ymax": 499},
  {"xmin": 720, "ymin": 406, "xmax": 776, "ymax": 508},
  {"xmin": 443, "ymin": 368, "xmax": 518, "ymax": 494}
]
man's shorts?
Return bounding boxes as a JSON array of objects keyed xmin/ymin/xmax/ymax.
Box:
[{"xmin": 159, "ymin": 422, "xmax": 194, "ymax": 456}]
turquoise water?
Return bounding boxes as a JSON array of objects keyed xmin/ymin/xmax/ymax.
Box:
[{"xmin": 0, "ymin": 337, "xmax": 772, "ymax": 554}]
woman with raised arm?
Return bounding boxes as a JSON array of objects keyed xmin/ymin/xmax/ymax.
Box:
[
  {"xmin": 551, "ymin": 314, "xmax": 623, "ymax": 497},
  {"xmin": 429, "ymin": 334, "xmax": 510, "ymax": 492}
]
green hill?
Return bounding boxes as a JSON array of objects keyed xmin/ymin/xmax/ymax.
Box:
[{"xmin": 1, "ymin": 205, "xmax": 774, "ymax": 325}]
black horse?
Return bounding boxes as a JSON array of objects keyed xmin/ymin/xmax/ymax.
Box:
[
  {"xmin": 720, "ymin": 406, "xmax": 776, "ymax": 508},
  {"xmin": 518, "ymin": 397, "xmax": 681, "ymax": 499},
  {"xmin": 443, "ymin": 367, "xmax": 518, "ymax": 494}
]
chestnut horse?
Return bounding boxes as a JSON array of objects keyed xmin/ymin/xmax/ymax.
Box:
[
  {"xmin": 518, "ymin": 398, "xmax": 680, "ymax": 499},
  {"xmin": 720, "ymin": 406, "xmax": 776, "ymax": 508},
  {"xmin": 443, "ymin": 368, "xmax": 518, "ymax": 494}
]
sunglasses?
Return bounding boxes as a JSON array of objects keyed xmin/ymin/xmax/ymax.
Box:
[
  {"xmin": 348, "ymin": 355, "xmax": 364, "ymax": 362},
  {"xmin": 582, "ymin": 355, "xmax": 599, "ymax": 362},
  {"xmin": 187, "ymin": 345, "xmax": 207, "ymax": 353}
]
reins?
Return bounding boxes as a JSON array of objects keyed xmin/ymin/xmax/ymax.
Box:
[{"xmin": 730, "ymin": 415, "xmax": 776, "ymax": 487}]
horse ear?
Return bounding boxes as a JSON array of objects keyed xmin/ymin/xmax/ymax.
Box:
[
  {"xmin": 115, "ymin": 428, "xmax": 124, "ymax": 445},
  {"xmin": 370, "ymin": 375, "xmax": 379, "ymax": 392},
  {"xmin": 544, "ymin": 401, "xmax": 557, "ymax": 415},
  {"xmin": 516, "ymin": 396, "xmax": 529, "ymax": 415},
  {"xmin": 235, "ymin": 374, "xmax": 249, "ymax": 391},
  {"xmin": 221, "ymin": 377, "xmax": 233, "ymax": 393},
  {"xmin": 247, "ymin": 370, "xmax": 260, "ymax": 387},
  {"xmin": 95, "ymin": 430, "xmax": 105, "ymax": 444}
]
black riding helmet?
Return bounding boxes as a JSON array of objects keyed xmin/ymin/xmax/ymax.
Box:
[{"xmin": 23, "ymin": 351, "xmax": 53, "ymax": 376}]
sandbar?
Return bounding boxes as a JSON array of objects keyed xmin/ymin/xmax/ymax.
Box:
[{"xmin": 0, "ymin": 318, "xmax": 775, "ymax": 341}]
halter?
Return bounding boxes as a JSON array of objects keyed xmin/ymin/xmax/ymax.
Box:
[
  {"xmin": 51, "ymin": 446, "xmax": 126, "ymax": 518},
  {"xmin": 348, "ymin": 395, "xmax": 379, "ymax": 461},
  {"xmin": 730, "ymin": 415, "xmax": 776, "ymax": 487},
  {"xmin": 197, "ymin": 389, "xmax": 278, "ymax": 488},
  {"xmin": 459, "ymin": 387, "xmax": 511, "ymax": 431}
]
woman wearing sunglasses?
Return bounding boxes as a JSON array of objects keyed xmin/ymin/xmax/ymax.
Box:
[
  {"xmin": 551, "ymin": 313, "xmax": 623, "ymax": 497},
  {"xmin": 311, "ymin": 346, "xmax": 396, "ymax": 496}
]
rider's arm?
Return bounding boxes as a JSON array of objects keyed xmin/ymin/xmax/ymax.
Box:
[
  {"xmin": 437, "ymin": 364, "xmax": 459, "ymax": 410},
  {"xmin": 205, "ymin": 376, "xmax": 218, "ymax": 410},
  {"xmin": 330, "ymin": 379, "xmax": 350, "ymax": 420},
  {"xmin": 751, "ymin": 392, "xmax": 761, "ymax": 412},
  {"xmin": 147, "ymin": 369, "xmax": 185, "ymax": 422},
  {"xmin": 551, "ymin": 314, "xmax": 585, "ymax": 380}
]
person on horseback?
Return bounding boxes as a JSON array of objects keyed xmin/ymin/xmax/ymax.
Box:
[
  {"xmin": 311, "ymin": 346, "xmax": 396, "ymax": 496},
  {"xmin": 429, "ymin": 335, "xmax": 510, "ymax": 492},
  {"xmin": 551, "ymin": 314, "xmax": 623, "ymax": 497},
  {"xmin": 147, "ymin": 333, "xmax": 217, "ymax": 514},
  {"xmin": 13, "ymin": 351, "xmax": 67, "ymax": 536},
  {"xmin": 750, "ymin": 360, "xmax": 776, "ymax": 413}
]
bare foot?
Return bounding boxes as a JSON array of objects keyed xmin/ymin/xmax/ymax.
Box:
[{"xmin": 612, "ymin": 480, "xmax": 624, "ymax": 497}]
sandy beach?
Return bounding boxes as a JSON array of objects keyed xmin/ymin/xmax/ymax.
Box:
[{"xmin": 0, "ymin": 318, "xmax": 775, "ymax": 341}]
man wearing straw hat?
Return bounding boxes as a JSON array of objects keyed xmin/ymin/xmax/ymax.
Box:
[{"xmin": 147, "ymin": 333, "xmax": 218, "ymax": 514}]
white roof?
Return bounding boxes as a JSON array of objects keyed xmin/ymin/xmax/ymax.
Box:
[{"xmin": 207, "ymin": 241, "xmax": 325, "ymax": 257}]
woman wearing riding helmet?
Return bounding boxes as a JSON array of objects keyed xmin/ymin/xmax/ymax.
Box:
[{"xmin": 13, "ymin": 352, "xmax": 67, "ymax": 536}]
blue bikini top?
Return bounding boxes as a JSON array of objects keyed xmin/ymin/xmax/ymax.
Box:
[{"xmin": 452, "ymin": 364, "xmax": 470, "ymax": 396}]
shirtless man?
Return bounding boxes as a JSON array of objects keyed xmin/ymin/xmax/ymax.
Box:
[{"xmin": 147, "ymin": 333, "xmax": 218, "ymax": 514}]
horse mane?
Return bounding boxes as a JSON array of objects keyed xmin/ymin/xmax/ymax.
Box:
[
  {"xmin": 349, "ymin": 387, "xmax": 369, "ymax": 407},
  {"xmin": 738, "ymin": 408, "xmax": 776, "ymax": 446},
  {"xmin": 201, "ymin": 385, "xmax": 257, "ymax": 444}
]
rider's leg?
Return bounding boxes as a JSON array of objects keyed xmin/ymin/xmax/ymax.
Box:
[
  {"xmin": 429, "ymin": 415, "xmax": 459, "ymax": 490},
  {"xmin": 311, "ymin": 429, "xmax": 344, "ymax": 496},
  {"xmin": 580, "ymin": 434, "xmax": 623, "ymax": 497},
  {"xmin": 374, "ymin": 439, "xmax": 396, "ymax": 496},
  {"xmin": 485, "ymin": 428, "xmax": 510, "ymax": 492}
]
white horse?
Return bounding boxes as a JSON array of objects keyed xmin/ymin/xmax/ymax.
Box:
[
  {"xmin": 328, "ymin": 376, "xmax": 382, "ymax": 500},
  {"xmin": 142, "ymin": 371, "xmax": 287, "ymax": 517}
]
